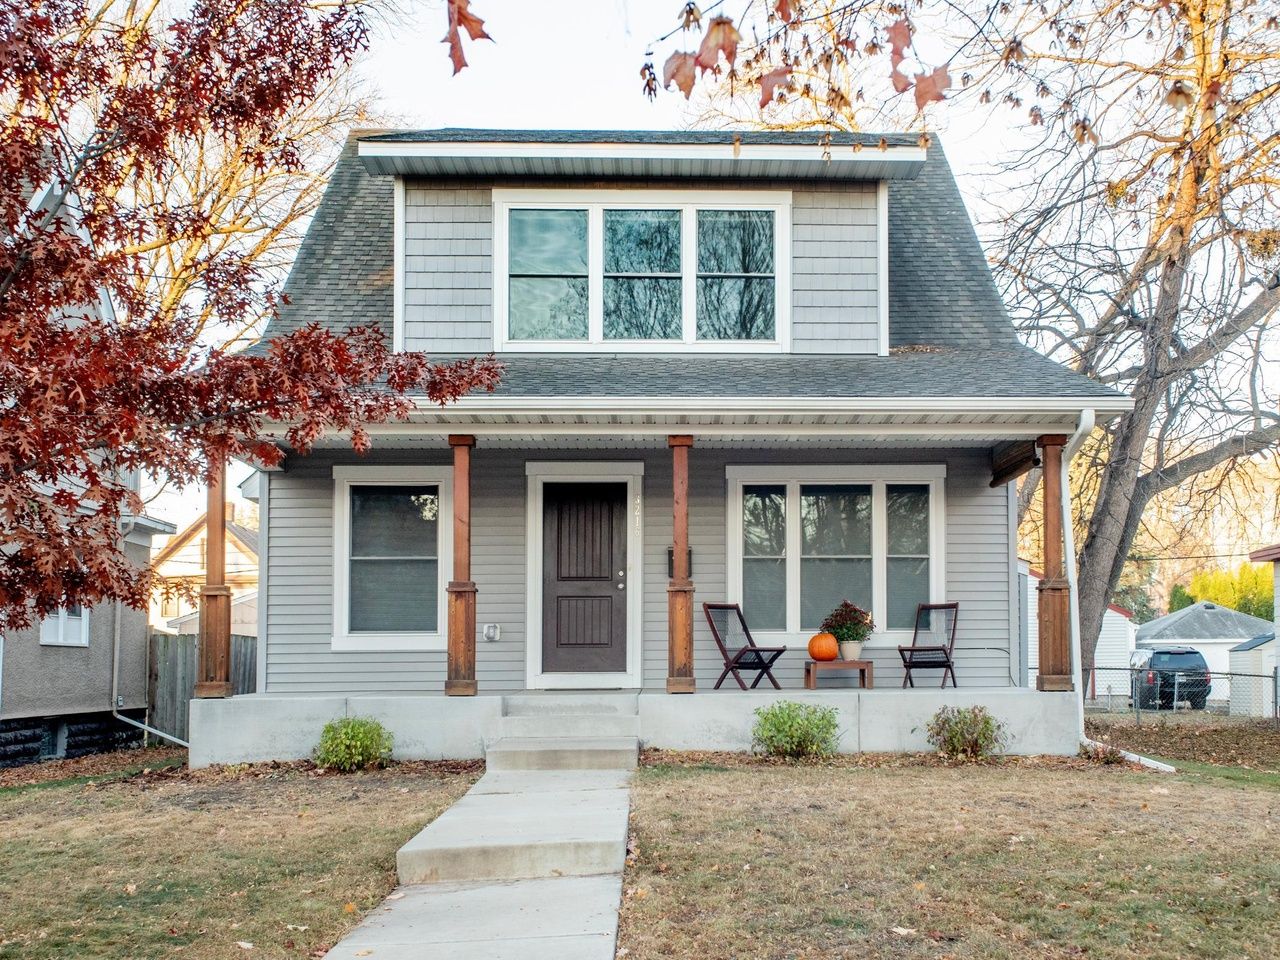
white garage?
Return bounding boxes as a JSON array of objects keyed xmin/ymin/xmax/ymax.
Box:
[{"xmin": 1137, "ymin": 601, "xmax": 1275, "ymax": 705}]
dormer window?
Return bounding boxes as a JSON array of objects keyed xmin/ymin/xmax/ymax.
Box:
[{"xmin": 493, "ymin": 189, "xmax": 790, "ymax": 352}]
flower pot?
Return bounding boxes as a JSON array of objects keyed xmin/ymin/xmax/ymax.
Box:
[{"xmin": 838, "ymin": 640, "xmax": 863, "ymax": 660}]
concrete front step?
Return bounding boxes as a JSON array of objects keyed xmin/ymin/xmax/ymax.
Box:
[
  {"xmin": 503, "ymin": 692, "xmax": 639, "ymax": 717},
  {"xmin": 325, "ymin": 874, "xmax": 621, "ymax": 960},
  {"xmin": 497, "ymin": 713, "xmax": 640, "ymax": 740},
  {"xmin": 396, "ymin": 776, "xmax": 630, "ymax": 885},
  {"xmin": 485, "ymin": 736, "xmax": 639, "ymax": 772}
]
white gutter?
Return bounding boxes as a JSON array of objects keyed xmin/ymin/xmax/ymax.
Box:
[
  {"xmin": 413, "ymin": 394, "xmax": 1136, "ymax": 416},
  {"xmin": 1062, "ymin": 408, "xmax": 1095, "ymax": 742}
]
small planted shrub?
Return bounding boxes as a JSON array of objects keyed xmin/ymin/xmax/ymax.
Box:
[
  {"xmin": 314, "ymin": 717, "xmax": 393, "ymax": 772},
  {"xmin": 751, "ymin": 701, "xmax": 840, "ymax": 759},
  {"xmin": 924, "ymin": 705, "xmax": 1007, "ymax": 760}
]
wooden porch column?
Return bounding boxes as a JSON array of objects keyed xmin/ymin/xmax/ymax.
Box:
[
  {"xmin": 1036, "ymin": 434, "xmax": 1073, "ymax": 691},
  {"xmin": 194, "ymin": 459, "xmax": 232, "ymax": 698},
  {"xmin": 446, "ymin": 435, "xmax": 478, "ymax": 696},
  {"xmin": 667, "ymin": 435, "xmax": 695, "ymax": 693}
]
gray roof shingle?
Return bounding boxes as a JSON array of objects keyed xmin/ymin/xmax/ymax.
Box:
[
  {"xmin": 260, "ymin": 130, "xmax": 1120, "ymax": 403},
  {"xmin": 1136, "ymin": 601, "xmax": 1276, "ymax": 643}
]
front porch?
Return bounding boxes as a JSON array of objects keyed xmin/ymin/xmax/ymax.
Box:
[{"xmin": 189, "ymin": 403, "xmax": 1090, "ymax": 761}]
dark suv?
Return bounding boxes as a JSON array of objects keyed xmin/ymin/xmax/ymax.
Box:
[{"xmin": 1132, "ymin": 647, "xmax": 1212, "ymax": 710}]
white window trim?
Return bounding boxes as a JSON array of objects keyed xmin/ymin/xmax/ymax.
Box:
[
  {"xmin": 40, "ymin": 606, "xmax": 90, "ymax": 647},
  {"xmin": 332, "ymin": 465, "xmax": 453, "ymax": 652},
  {"xmin": 725, "ymin": 465, "xmax": 947, "ymax": 647},
  {"xmin": 392, "ymin": 177, "xmax": 406, "ymax": 352},
  {"xmin": 492, "ymin": 188, "xmax": 792, "ymax": 353},
  {"xmin": 524, "ymin": 461, "xmax": 645, "ymax": 690},
  {"xmin": 876, "ymin": 180, "xmax": 889, "ymax": 357}
]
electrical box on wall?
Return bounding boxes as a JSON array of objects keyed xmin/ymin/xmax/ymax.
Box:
[{"xmin": 483, "ymin": 623, "xmax": 501, "ymax": 642}]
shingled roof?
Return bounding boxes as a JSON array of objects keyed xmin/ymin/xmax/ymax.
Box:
[{"xmin": 259, "ymin": 130, "xmax": 1122, "ymax": 403}]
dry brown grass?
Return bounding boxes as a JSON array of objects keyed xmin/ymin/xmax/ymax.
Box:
[
  {"xmin": 0, "ymin": 751, "xmax": 478, "ymax": 959},
  {"xmin": 619, "ymin": 756, "xmax": 1280, "ymax": 959},
  {"xmin": 1088, "ymin": 715, "xmax": 1280, "ymax": 773}
]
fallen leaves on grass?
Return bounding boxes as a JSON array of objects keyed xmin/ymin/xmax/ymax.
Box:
[{"xmin": 1087, "ymin": 716, "xmax": 1280, "ymax": 771}]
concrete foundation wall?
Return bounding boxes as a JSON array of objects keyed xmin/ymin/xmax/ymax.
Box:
[{"xmin": 188, "ymin": 689, "xmax": 1079, "ymax": 767}]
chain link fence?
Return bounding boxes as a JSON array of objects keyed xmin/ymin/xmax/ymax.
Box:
[{"xmin": 1086, "ymin": 665, "xmax": 1280, "ymax": 726}]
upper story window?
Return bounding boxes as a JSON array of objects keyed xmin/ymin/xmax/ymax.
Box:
[{"xmin": 494, "ymin": 189, "xmax": 791, "ymax": 352}]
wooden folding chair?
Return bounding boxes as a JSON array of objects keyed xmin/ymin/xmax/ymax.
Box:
[
  {"xmin": 702, "ymin": 602, "xmax": 786, "ymax": 690},
  {"xmin": 898, "ymin": 602, "xmax": 959, "ymax": 688}
]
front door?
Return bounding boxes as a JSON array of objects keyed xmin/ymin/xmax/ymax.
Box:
[{"xmin": 542, "ymin": 482, "xmax": 628, "ymax": 673}]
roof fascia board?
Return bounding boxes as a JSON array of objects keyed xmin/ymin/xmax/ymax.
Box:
[{"xmin": 358, "ymin": 139, "xmax": 927, "ymax": 165}]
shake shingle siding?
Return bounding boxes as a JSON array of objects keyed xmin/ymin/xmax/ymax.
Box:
[
  {"xmin": 791, "ymin": 185, "xmax": 879, "ymax": 353},
  {"xmin": 403, "ymin": 184, "xmax": 493, "ymax": 353}
]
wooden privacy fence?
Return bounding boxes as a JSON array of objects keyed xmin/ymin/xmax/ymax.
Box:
[{"xmin": 149, "ymin": 633, "xmax": 256, "ymax": 742}]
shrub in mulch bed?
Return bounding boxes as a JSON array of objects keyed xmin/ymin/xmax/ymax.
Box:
[{"xmin": 639, "ymin": 747, "xmax": 1147, "ymax": 772}]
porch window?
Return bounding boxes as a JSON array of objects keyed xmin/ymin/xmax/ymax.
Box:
[
  {"xmin": 40, "ymin": 604, "xmax": 89, "ymax": 646},
  {"xmin": 728, "ymin": 466, "xmax": 945, "ymax": 643},
  {"xmin": 493, "ymin": 189, "xmax": 790, "ymax": 351},
  {"xmin": 332, "ymin": 466, "xmax": 453, "ymax": 651}
]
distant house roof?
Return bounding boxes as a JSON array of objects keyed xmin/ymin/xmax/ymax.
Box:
[
  {"xmin": 1230, "ymin": 632, "xmax": 1275, "ymax": 654},
  {"xmin": 253, "ymin": 130, "xmax": 1127, "ymax": 408},
  {"xmin": 1136, "ymin": 601, "xmax": 1275, "ymax": 643},
  {"xmin": 151, "ymin": 510, "xmax": 259, "ymax": 570},
  {"xmin": 1250, "ymin": 542, "xmax": 1280, "ymax": 563}
]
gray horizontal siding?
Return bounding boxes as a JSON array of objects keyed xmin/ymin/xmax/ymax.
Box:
[
  {"xmin": 400, "ymin": 181, "xmax": 881, "ymax": 355},
  {"xmin": 264, "ymin": 447, "xmax": 1014, "ymax": 693}
]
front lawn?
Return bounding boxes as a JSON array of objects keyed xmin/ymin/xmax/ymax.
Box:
[
  {"xmin": 618, "ymin": 753, "xmax": 1280, "ymax": 959},
  {"xmin": 1088, "ymin": 714, "xmax": 1280, "ymax": 774},
  {"xmin": 0, "ymin": 749, "xmax": 478, "ymax": 959}
]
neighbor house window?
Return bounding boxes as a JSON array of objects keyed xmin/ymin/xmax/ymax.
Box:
[
  {"xmin": 728, "ymin": 467, "xmax": 945, "ymax": 641},
  {"xmin": 333, "ymin": 466, "xmax": 452, "ymax": 651},
  {"xmin": 494, "ymin": 189, "xmax": 790, "ymax": 350},
  {"xmin": 40, "ymin": 605, "xmax": 89, "ymax": 646}
]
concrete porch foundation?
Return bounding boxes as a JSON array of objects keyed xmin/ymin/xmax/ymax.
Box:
[{"xmin": 189, "ymin": 688, "xmax": 1080, "ymax": 768}]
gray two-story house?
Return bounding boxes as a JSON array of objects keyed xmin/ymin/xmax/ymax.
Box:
[{"xmin": 190, "ymin": 129, "xmax": 1131, "ymax": 766}]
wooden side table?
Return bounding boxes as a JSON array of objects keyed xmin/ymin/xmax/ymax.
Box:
[{"xmin": 804, "ymin": 659, "xmax": 874, "ymax": 689}]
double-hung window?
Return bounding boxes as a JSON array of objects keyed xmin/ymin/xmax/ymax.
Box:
[
  {"xmin": 728, "ymin": 466, "xmax": 945, "ymax": 642},
  {"xmin": 40, "ymin": 604, "xmax": 89, "ymax": 646},
  {"xmin": 333, "ymin": 466, "xmax": 453, "ymax": 651},
  {"xmin": 494, "ymin": 190, "xmax": 790, "ymax": 351}
]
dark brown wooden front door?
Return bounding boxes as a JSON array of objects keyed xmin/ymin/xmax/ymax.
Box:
[{"xmin": 542, "ymin": 482, "xmax": 628, "ymax": 673}]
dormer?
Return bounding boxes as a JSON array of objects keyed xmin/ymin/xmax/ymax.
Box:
[{"xmin": 356, "ymin": 130, "xmax": 927, "ymax": 357}]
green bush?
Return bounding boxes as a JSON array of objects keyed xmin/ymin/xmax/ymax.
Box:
[
  {"xmin": 314, "ymin": 716, "xmax": 393, "ymax": 771},
  {"xmin": 924, "ymin": 705, "xmax": 1008, "ymax": 760},
  {"xmin": 751, "ymin": 701, "xmax": 840, "ymax": 758}
]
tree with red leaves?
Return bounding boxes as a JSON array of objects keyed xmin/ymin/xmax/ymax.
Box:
[{"xmin": 0, "ymin": 0, "xmax": 500, "ymax": 631}]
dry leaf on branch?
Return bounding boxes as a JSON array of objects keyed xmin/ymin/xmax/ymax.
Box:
[
  {"xmin": 775, "ymin": 0, "xmax": 798, "ymax": 23},
  {"xmin": 443, "ymin": 0, "xmax": 492, "ymax": 75},
  {"xmin": 886, "ymin": 18, "xmax": 912, "ymax": 68},
  {"xmin": 913, "ymin": 65, "xmax": 951, "ymax": 110},
  {"xmin": 890, "ymin": 67, "xmax": 912, "ymax": 94},
  {"xmin": 759, "ymin": 66, "xmax": 791, "ymax": 108},
  {"xmin": 696, "ymin": 16, "xmax": 741, "ymax": 73},
  {"xmin": 663, "ymin": 52, "xmax": 696, "ymax": 98}
]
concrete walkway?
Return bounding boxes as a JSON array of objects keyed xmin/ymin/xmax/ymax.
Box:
[{"xmin": 325, "ymin": 695, "xmax": 638, "ymax": 960}]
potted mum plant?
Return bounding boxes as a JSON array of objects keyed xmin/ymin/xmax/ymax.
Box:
[{"xmin": 821, "ymin": 601, "xmax": 874, "ymax": 660}]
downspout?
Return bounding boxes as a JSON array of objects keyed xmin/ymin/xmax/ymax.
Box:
[
  {"xmin": 1061, "ymin": 408, "xmax": 1094, "ymax": 742},
  {"xmin": 112, "ymin": 516, "xmax": 189, "ymax": 748}
]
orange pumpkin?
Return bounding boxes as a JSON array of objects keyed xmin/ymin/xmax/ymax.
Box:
[{"xmin": 807, "ymin": 632, "xmax": 839, "ymax": 661}]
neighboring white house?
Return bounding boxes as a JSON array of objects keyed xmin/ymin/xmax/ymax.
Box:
[
  {"xmin": 150, "ymin": 501, "xmax": 259, "ymax": 636},
  {"xmin": 166, "ymin": 589, "xmax": 259, "ymax": 637},
  {"xmin": 1228, "ymin": 632, "xmax": 1276, "ymax": 717},
  {"xmin": 1136, "ymin": 601, "xmax": 1274, "ymax": 703},
  {"xmin": 1019, "ymin": 560, "xmax": 1135, "ymax": 691}
]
